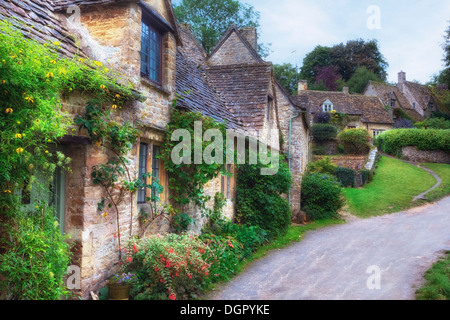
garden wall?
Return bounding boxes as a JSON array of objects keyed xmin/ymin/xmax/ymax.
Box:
[{"xmin": 402, "ymin": 147, "xmax": 450, "ymax": 164}]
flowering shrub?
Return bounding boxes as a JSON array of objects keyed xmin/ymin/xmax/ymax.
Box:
[
  {"xmin": 109, "ymin": 272, "xmax": 137, "ymax": 285},
  {"xmin": 200, "ymin": 234, "xmax": 244, "ymax": 283},
  {"xmin": 338, "ymin": 128, "xmax": 371, "ymax": 155},
  {"xmin": 125, "ymin": 234, "xmax": 210, "ymax": 300}
]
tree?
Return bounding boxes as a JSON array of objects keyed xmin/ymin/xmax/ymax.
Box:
[
  {"xmin": 299, "ymin": 39, "xmax": 388, "ymax": 88},
  {"xmin": 346, "ymin": 66, "xmax": 382, "ymax": 94},
  {"xmin": 273, "ymin": 63, "xmax": 301, "ymax": 95},
  {"xmin": 313, "ymin": 65, "xmax": 341, "ymax": 91},
  {"xmin": 299, "ymin": 45, "xmax": 332, "ymax": 84},
  {"xmin": 174, "ymin": 0, "xmax": 268, "ymax": 56}
]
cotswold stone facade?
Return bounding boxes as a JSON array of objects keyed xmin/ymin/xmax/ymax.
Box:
[{"xmin": 1, "ymin": 0, "xmax": 311, "ymax": 300}]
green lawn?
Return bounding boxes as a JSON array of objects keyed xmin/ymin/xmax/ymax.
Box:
[
  {"xmin": 420, "ymin": 163, "xmax": 450, "ymax": 203},
  {"xmin": 343, "ymin": 156, "xmax": 437, "ymax": 218}
]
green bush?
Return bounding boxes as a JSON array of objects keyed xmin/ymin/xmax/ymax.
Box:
[
  {"xmin": 359, "ymin": 169, "xmax": 374, "ymax": 186},
  {"xmin": 375, "ymin": 129, "xmax": 450, "ymax": 156},
  {"xmin": 301, "ymin": 173, "xmax": 344, "ymax": 221},
  {"xmin": 308, "ymin": 157, "xmax": 338, "ymax": 175},
  {"xmin": 312, "ymin": 124, "xmax": 338, "ymax": 142},
  {"xmin": 0, "ymin": 209, "xmax": 72, "ymax": 300},
  {"xmin": 236, "ymin": 155, "xmax": 292, "ymax": 239},
  {"xmin": 335, "ymin": 167, "xmax": 355, "ymax": 188},
  {"xmin": 338, "ymin": 128, "xmax": 371, "ymax": 155},
  {"xmin": 415, "ymin": 118, "xmax": 450, "ymax": 130}
]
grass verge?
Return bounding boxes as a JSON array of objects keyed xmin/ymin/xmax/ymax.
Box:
[
  {"xmin": 342, "ymin": 156, "xmax": 437, "ymax": 218},
  {"xmin": 420, "ymin": 163, "xmax": 450, "ymax": 203},
  {"xmin": 416, "ymin": 251, "xmax": 450, "ymax": 300}
]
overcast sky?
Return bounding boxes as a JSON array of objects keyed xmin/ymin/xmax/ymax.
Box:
[{"xmin": 173, "ymin": 0, "xmax": 450, "ymax": 84}]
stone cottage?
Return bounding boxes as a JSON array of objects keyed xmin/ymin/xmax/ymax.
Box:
[
  {"xmin": 296, "ymin": 81, "xmax": 394, "ymax": 138},
  {"xmin": 365, "ymin": 71, "xmax": 441, "ymax": 121},
  {"xmin": 2, "ymin": 0, "xmax": 181, "ymax": 299},
  {"xmin": 1, "ymin": 0, "xmax": 311, "ymax": 299},
  {"xmin": 175, "ymin": 24, "xmax": 311, "ymax": 223}
]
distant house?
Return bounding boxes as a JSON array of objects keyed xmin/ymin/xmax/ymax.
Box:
[
  {"xmin": 365, "ymin": 71, "xmax": 441, "ymax": 122},
  {"xmin": 296, "ymin": 82, "xmax": 394, "ymax": 138}
]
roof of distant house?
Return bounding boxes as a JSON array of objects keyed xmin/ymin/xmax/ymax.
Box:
[{"xmin": 299, "ymin": 90, "xmax": 394, "ymax": 124}]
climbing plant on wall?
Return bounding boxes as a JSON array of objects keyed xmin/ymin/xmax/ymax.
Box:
[{"xmin": 0, "ymin": 19, "xmax": 135, "ymax": 299}]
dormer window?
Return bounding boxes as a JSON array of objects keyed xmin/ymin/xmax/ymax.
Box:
[
  {"xmin": 412, "ymin": 102, "xmax": 416, "ymax": 109},
  {"xmin": 323, "ymin": 99, "xmax": 334, "ymax": 112},
  {"xmin": 428, "ymin": 101, "xmax": 434, "ymax": 111},
  {"xmin": 390, "ymin": 99, "xmax": 396, "ymax": 108}
]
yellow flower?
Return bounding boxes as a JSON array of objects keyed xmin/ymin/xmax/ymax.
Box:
[
  {"xmin": 5, "ymin": 108, "xmax": 13, "ymax": 114},
  {"xmin": 17, "ymin": 121, "xmax": 21, "ymax": 125},
  {"xmin": 0, "ymin": 80, "xmax": 5, "ymax": 84},
  {"xmin": 16, "ymin": 148, "xmax": 24, "ymax": 154},
  {"xmin": 4, "ymin": 190, "xmax": 12, "ymax": 194},
  {"xmin": 25, "ymin": 96, "xmax": 34, "ymax": 103},
  {"xmin": 78, "ymin": 58, "xmax": 84, "ymax": 63},
  {"xmin": 50, "ymin": 59, "xmax": 56, "ymax": 64},
  {"xmin": 45, "ymin": 150, "xmax": 49, "ymax": 154},
  {"xmin": 102, "ymin": 212, "xmax": 108, "ymax": 218},
  {"xmin": 59, "ymin": 68, "xmax": 66, "ymax": 75},
  {"xmin": 94, "ymin": 61, "xmax": 103, "ymax": 67},
  {"xmin": 112, "ymin": 105, "xmax": 118, "ymax": 110},
  {"xmin": 53, "ymin": 41, "xmax": 60, "ymax": 46},
  {"xmin": 15, "ymin": 133, "xmax": 23, "ymax": 139},
  {"xmin": 100, "ymin": 84, "xmax": 106, "ymax": 90},
  {"xmin": 46, "ymin": 72, "xmax": 54, "ymax": 78},
  {"xmin": 115, "ymin": 94, "xmax": 121, "ymax": 99}
]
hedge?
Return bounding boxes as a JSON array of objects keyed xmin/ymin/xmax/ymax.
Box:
[
  {"xmin": 312, "ymin": 124, "xmax": 338, "ymax": 142},
  {"xmin": 335, "ymin": 167, "xmax": 355, "ymax": 188},
  {"xmin": 338, "ymin": 128, "xmax": 371, "ymax": 155},
  {"xmin": 375, "ymin": 129, "xmax": 450, "ymax": 156}
]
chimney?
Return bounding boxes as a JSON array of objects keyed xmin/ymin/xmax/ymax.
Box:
[
  {"xmin": 398, "ymin": 71, "xmax": 406, "ymax": 84},
  {"xmin": 343, "ymin": 86, "xmax": 349, "ymax": 94},
  {"xmin": 240, "ymin": 27, "xmax": 258, "ymax": 51},
  {"xmin": 298, "ymin": 80, "xmax": 308, "ymax": 93}
]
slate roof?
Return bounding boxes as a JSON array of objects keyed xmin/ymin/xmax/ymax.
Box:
[
  {"xmin": 299, "ymin": 90, "xmax": 394, "ymax": 124},
  {"xmin": 205, "ymin": 63, "xmax": 273, "ymax": 130},
  {"xmin": 367, "ymin": 81, "xmax": 425, "ymax": 122},
  {"xmin": 0, "ymin": 0, "xmax": 85, "ymax": 58},
  {"xmin": 402, "ymin": 81, "xmax": 439, "ymax": 112}
]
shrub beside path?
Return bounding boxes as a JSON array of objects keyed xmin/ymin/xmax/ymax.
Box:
[{"xmin": 206, "ymin": 197, "xmax": 450, "ymax": 300}]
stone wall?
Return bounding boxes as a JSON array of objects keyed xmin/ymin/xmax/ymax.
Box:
[
  {"xmin": 402, "ymin": 147, "xmax": 450, "ymax": 164},
  {"xmin": 208, "ymin": 31, "xmax": 259, "ymax": 66},
  {"xmin": 312, "ymin": 155, "xmax": 368, "ymax": 172}
]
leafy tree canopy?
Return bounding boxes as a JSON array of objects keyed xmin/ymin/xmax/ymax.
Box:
[
  {"xmin": 174, "ymin": 0, "xmax": 269, "ymax": 57},
  {"xmin": 273, "ymin": 63, "xmax": 301, "ymax": 95}
]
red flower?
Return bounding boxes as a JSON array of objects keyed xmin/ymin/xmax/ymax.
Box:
[{"xmin": 169, "ymin": 294, "xmax": 176, "ymax": 300}]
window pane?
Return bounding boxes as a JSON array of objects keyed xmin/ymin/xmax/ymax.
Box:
[
  {"xmin": 141, "ymin": 23, "xmax": 150, "ymax": 76},
  {"xmin": 152, "ymin": 146, "xmax": 161, "ymax": 199},
  {"xmin": 138, "ymin": 143, "xmax": 148, "ymax": 203}
]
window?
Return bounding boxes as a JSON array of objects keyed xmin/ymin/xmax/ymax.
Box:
[
  {"xmin": 138, "ymin": 143, "xmax": 148, "ymax": 204},
  {"xmin": 141, "ymin": 20, "xmax": 162, "ymax": 84},
  {"xmin": 428, "ymin": 101, "xmax": 434, "ymax": 111},
  {"xmin": 373, "ymin": 130, "xmax": 384, "ymax": 138},
  {"xmin": 390, "ymin": 99, "xmax": 396, "ymax": 108},
  {"xmin": 323, "ymin": 100, "xmax": 334, "ymax": 112},
  {"xmin": 412, "ymin": 102, "xmax": 416, "ymax": 109},
  {"xmin": 267, "ymin": 96, "xmax": 273, "ymax": 122},
  {"xmin": 151, "ymin": 146, "xmax": 161, "ymax": 199}
]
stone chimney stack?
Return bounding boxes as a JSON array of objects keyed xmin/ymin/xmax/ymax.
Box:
[
  {"xmin": 298, "ymin": 80, "xmax": 308, "ymax": 93},
  {"xmin": 343, "ymin": 86, "xmax": 349, "ymax": 94},
  {"xmin": 398, "ymin": 71, "xmax": 406, "ymax": 84},
  {"xmin": 240, "ymin": 27, "xmax": 258, "ymax": 51}
]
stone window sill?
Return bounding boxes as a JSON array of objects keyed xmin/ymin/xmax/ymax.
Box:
[{"xmin": 140, "ymin": 77, "xmax": 171, "ymax": 96}]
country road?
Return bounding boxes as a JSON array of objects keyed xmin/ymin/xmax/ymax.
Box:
[{"xmin": 206, "ymin": 197, "xmax": 450, "ymax": 300}]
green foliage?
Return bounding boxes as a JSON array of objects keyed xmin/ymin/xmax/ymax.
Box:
[
  {"xmin": 236, "ymin": 154, "xmax": 292, "ymax": 239},
  {"xmin": 299, "ymin": 45, "xmax": 332, "ymax": 84},
  {"xmin": 416, "ymin": 251, "xmax": 450, "ymax": 301},
  {"xmin": 415, "ymin": 118, "xmax": 450, "ymax": 130},
  {"xmin": 359, "ymin": 169, "xmax": 374, "ymax": 186},
  {"xmin": 274, "ymin": 63, "xmax": 301, "ymax": 95},
  {"xmin": 0, "ymin": 208, "xmax": 72, "ymax": 300},
  {"xmin": 171, "ymin": 212, "xmax": 193, "ymax": 234},
  {"xmin": 0, "ymin": 20, "xmax": 133, "ymax": 299},
  {"xmin": 301, "ymin": 173, "xmax": 344, "ymax": 221},
  {"xmin": 346, "ymin": 66, "xmax": 382, "ymax": 94},
  {"xmin": 334, "ymin": 167, "xmax": 355, "ymax": 188},
  {"xmin": 338, "ymin": 128, "xmax": 371, "ymax": 155},
  {"xmin": 375, "ymin": 129, "xmax": 450, "ymax": 156},
  {"xmin": 174, "ymin": 0, "xmax": 270, "ymax": 57},
  {"xmin": 125, "ymin": 234, "xmax": 210, "ymax": 300},
  {"xmin": 312, "ymin": 124, "xmax": 338, "ymax": 142},
  {"xmin": 307, "ymin": 157, "xmax": 337, "ymax": 175},
  {"xmin": 160, "ymin": 108, "xmax": 229, "ymax": 210}
]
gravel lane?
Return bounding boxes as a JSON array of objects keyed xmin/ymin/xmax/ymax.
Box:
[{"xmin": 206, "ymin": 197, "xmax": 450, "ymax": 300}]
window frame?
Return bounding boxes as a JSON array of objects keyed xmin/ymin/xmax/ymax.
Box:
[
  {"xmin": 138, "ymin": 143, "xmax": 149, "ymax": 204},
  {"xmin": 322, "ymin": 100, "xmax": 334, "ymax": 113},
  {"xmin": 141, "ymin": 19, "xmax": 163, "ymax": 85}
]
